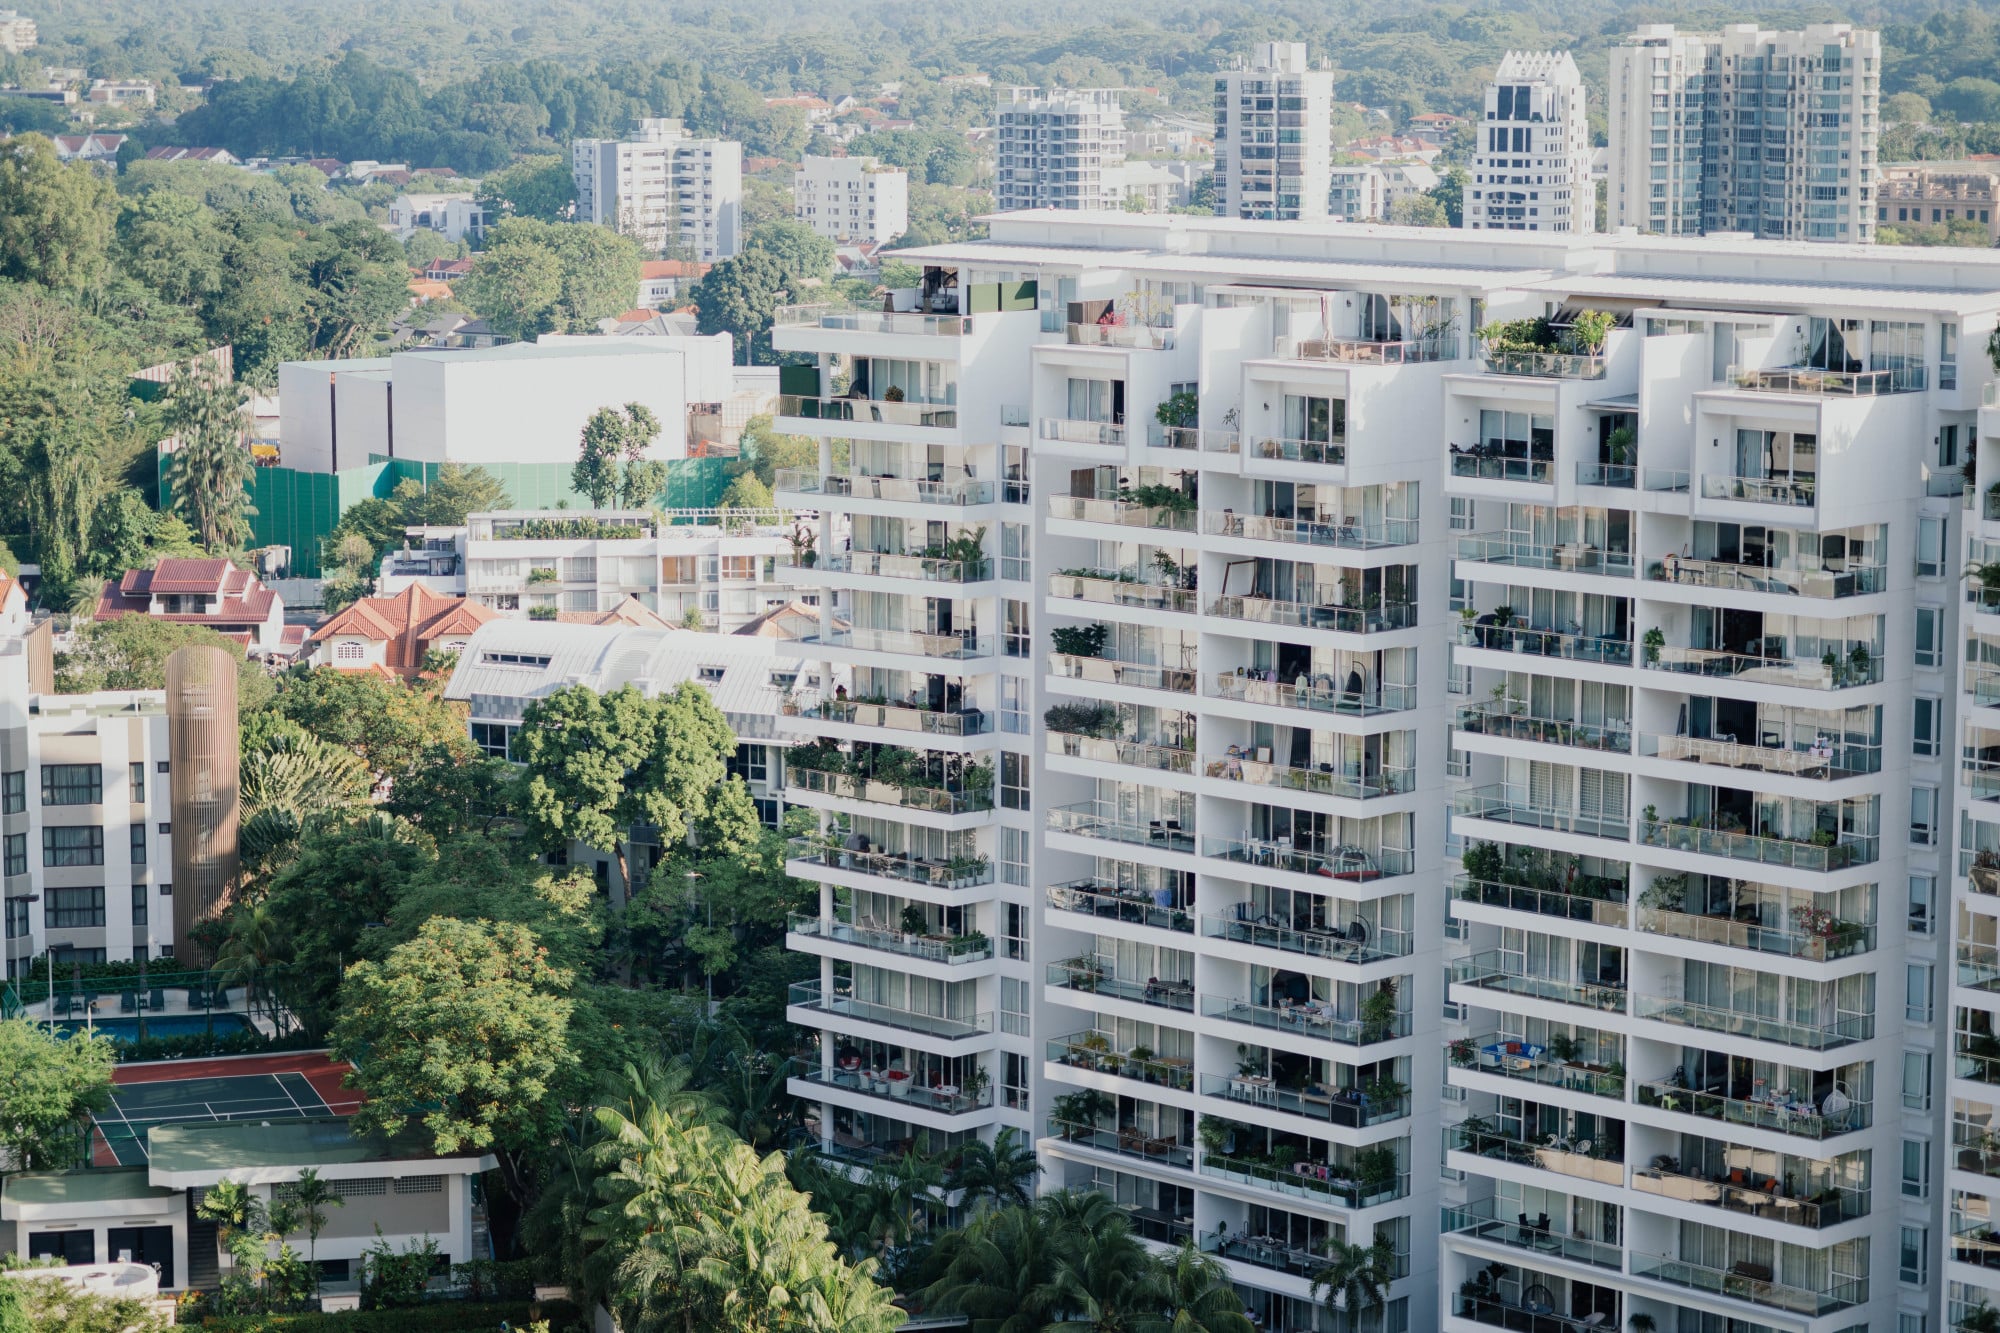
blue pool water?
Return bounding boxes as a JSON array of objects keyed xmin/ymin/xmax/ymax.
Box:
[{"xmin": 56, "ymin": 1013, "xmax": 252, "ymax": 1043}]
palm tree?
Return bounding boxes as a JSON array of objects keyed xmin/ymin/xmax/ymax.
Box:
[
  {"xmin": 213, "ymin": 898, "xmax": 281, "ymax": 1027},
  {"xmin": 1143, "ymin": 1241, "xmax": 1254, "ymax": 1333},
  {"xmin": 948, "ymin": 1127, "xmax": 1041, "ymax": 1213},
  {"xmin": 194, "ymin": 1179, "xmax": 265, "ymax": 1276},
  {"xmin": 1045, "ymin": 1201, "xmax": 1159, "ymax": 1333},
  {"xmin": 922, "ymin": 1202, "xmax": 1068, "ymax": 1333},
  {"xmin": 238, "ymin": 729, "xmax": 372, "ymax": 826},
  {"xmin": 288, "ymin": 1167, "xmax": 344, "ymax": 1299},
  {"xmin": 1309, "ymin": 1233, "xmax": 1398, "ymax": 1324},
  {"xmin": 161, "ymin": 360, "xmax": 255, "ymax": 550}
]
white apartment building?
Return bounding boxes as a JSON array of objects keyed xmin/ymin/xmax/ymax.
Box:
[
  {"xmin": 572, "ymin": 118, "xmax": 743, "ymax": 261},
  {"xmin": 433, "ymin": 509, "xmax": 831, "ymax": 634},
  {"xmin": 1213, "ymin": 42, "xmax": 1339, "ymax": 222},
  {"xmin": 1329, "ymin": 162, "xmax": 1442, "ymax": 224},
  {"xmin": 995, "ymin": 88, "xmax": 1127, "ymax": 213},
  {"xmin": 386, "ymin": 192, "xmax": 486, "ymax": 245},
  {"xmin": 1608, "ymin": 24, "xmax": 1881, "ymax": 243},
  {"xmin": 0, "ymin": 10, "xmax": 35, "ymax": 54},
  {"xmin": 1466, "ymin": 51, "xmax": 1594, "ymax": 234},
  {"xmin": 773, "ymin": 209, "xmax": 2000, "ymax": 1333},
  {"xmin": 795, "ymin": 156, "xmax": 908, "ymax": 247}
]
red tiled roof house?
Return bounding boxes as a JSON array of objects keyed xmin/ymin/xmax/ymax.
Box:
[
  {"xmin": 94, "ymin": 558, "xmax": 287, "ymax": 654},
  {"xmin": 303, "ymin": 585, "xmax": 496, "ymax": 678}
]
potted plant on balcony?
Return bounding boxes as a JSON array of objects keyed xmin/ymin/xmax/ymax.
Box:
[
  {"xmin": 1461, "ymin": 841, "xmax": 1504, "ymax": 884},
  {"xmin": 1361, "ymin": 1075, "xmax": 1408, "ymax": 1110},
  {"xmin": 1448, "ymin": 1037, "xmax": 1476, "ymax": 1068},
  {"xmin": 1546, "ymin": 1033, "xmax": 1581, "ymax": 1065},
  {"xmin": 1359, "ymin": 982, "xmax": 1400, "ymax": 1042},
  {"xmin": 960, "ymin": 759, "xmax": 994, "ymax": 808},
  {"xmin": 959, "ymin": 1062, "xmax": 989, "ymax": 1108},
  {"xmin": 1198, "ymin": 1116, "xmax": 1233, "ymax": 1159},
  {"xmin": 1627, "ymin": 1317, "xmax": 1656, "ymax": 1333},
  {"xmin": 1607, "ymin": 424, "xmax": 1635, "ymax": 467},
  {"xmin": 1353, "ymin": 1144, "xmax": 1400, "ymax": 1202},
  {"xmin": 1639, "ymin": 874, "xmax": 1686, "ymax": 914},
  {"xmin": 1050, "ymin": 621, "xmax": 1110, "ymax": 659},
  {"xmin": 1053, "ymin": 1090, "xmax": 1112, "ymax": 1139},
  {"xmin": 885, "ymin": 1068, "xmax": 911, "ymax": 1098},
  {"xmin": 1847, "ymin": 641, "xmax": 1872, "ymax": 683},
  {"xmin": 1124, "ymin": 1044, "xmax": 1155, "ymax": 1079},
  {"xmin": 1641, "ymin": 626, "xmax": 1664, "ymax": 665},
  {"xmin": 1155, "ymin": 390, "xmax": 1199, "ymax": 433}
]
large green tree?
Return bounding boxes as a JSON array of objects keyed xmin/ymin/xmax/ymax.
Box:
[
  {"xmin": 477, "ymin": 154, "xmax": 575, "ymax": 222},
  {"xmin": 0, "ymin": 135, "xmax": 116, "ymax": 294},
  {"xmin": 0, "ymin": 1017, "xmax": 116, "ymax": 1170},
  {"xmin": 573, "ymin": 403, "xmax": 665, "ymax": 509},
  {"xmin": 273, "ymin": 668, "xmax": 479, "ymax": 791},
  {"xmin": 160, "ymin": 359, "xmax": 255, "ymax": 550},
  {"xmin": 693, "ymin": 247, "xmax": 787, "ymax": 365},
  {"xmin": 459, "ymin": 217, "xmax": 641, "ymax": 339},
  {"xmin": 56, "ymin": 617, "xmax": 274, "ymax": 709}
]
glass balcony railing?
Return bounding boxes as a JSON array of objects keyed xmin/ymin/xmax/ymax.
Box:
[
  {"xmin": 1454, "ymin": 702, "xmax": 1632, "ymax": 754},
  {"xmin": 1199, "ymin": 911, "xmax": 1411, "ymax": 964},
  {"xmin": 1453, "ymin": 785, "xmax": 1628, "ymax": 840},
  {"xmin": 1199, "ymin": 994, "xmax": 1409, "ymax": 1046},
  {"xmin": 1449, "ymin": 950, "xmax": 1628, "ymax": 1013},
  {"xmin": 1645, "ymin": 555, "xmax": 1886, "ymax": 599},
  {"xmin": 795, "ymin": 1066, "xmax": 993, "ymax": 1114},
  {"xmin": 779, "ymin": 395, "xmax": 959, "ymax": 428},
  {"xmin": 1198, "ymin": 1074, "xmax": 1407, "ymax": 1128},
  {"xmin": 787, "ymin": 766, "xmax": 992, "ymax": 815},
  {"xmin": 1048, "ymin": 572, "xmax": 1200, "ymax": 614},
  {"xmin": 1242, "ymin": 435, "xmax": 1347, "ymax": 468},
  {"xmin": 1200, "ymin": 754, "xmax": 1412, "ymax": 799},
  {"xmin": 1047, "ymin": 801, "xmax": 1195, "ymax": 852},
  {"xmin": 1065, "ymin": 321, "xmax": 1175, "ymax": 350},
  {"xmin": 1643, "ymin": 645, "xmax": 1880, "ymax": 690},
  {"xmin": 1631, "ymin": 995, "xmax": 1872, "ymax": 1050},
  {"xmin": 1047, "ymin": 653, "xmax": 1197, "ymax": 694},
  {"xmin": 1629, "ymin": 1253, "xmax": 1864, "ymax": 1317},
  {"xmin": 1637, "ymin": 820, "xmax": 1878, "ymax": 871},
  {"xmin": 1158, "ymin": 426, "xmax": 1236, "ymax": 453},
  {"xmin": 788, "ymin": 980, "xmax": 992, "ymax": 1041},
  {"xmin": 1039, "ymin": 417, "xmax": 1125, "ymax": 447},
  {"xmin": 806, "ymin": 628, "xmax": 992, "ymax": 659},
  {"xmin": 1045, "ymin": 879, "xmax": 1192, "ymax": 933},
  {"xmin": 1280, "ymin": 334, "xmax": 1459, "ymax": 364},
  {"xmin": 810, "ymin": 699, "xmax": 993, "ymax": 736},
  {"xmin": 1451, "ymin": 876, "xmax": 1629, "ymax": 927},
  {"xmin": 1644, "ymin": 468, "xmax": 1691, "ymax": 493},
  {"xmin": 1454, "ymin": 535, "xmax": 1635, "ymax": 578},
  {"xmin": 1206, "ymin": 596, "xmax": 1417, "ymax": 633},
  {"xmin": 773, "ymin": 304, "xmax": 971, "ymax": 336},
  {"xmin": 1201, "ymin": 839, "xmax": 1413, "ymax": 883},
  {"xmin": 1046, "ymin": 1120, "xmax": 1194, "ymax": 1167},
  {"xmin": 1700, "ymin": 475, "xmax": 1816, "ymax": 508},
  {"xmin": 1045, "ymin": 494, "xmax": 1198, "ymax": 532},
  {"xmin": 784, "ymin": 837, "xmax": 993, "ymax": 891},
  {"xmin": 1441, "ymin": 1200, "xmax": 1622, "ymax": 1269},
  {"xmin": 1445, "ymin": 1124, "xmax": 1625, "ymax": 1186},
  {"xmin": 1455, "ymin": 621, "xmax": 1633, "ymax": 665},
  {"xmin": 1045, "ymin": 961, "xmax": 1194, "ymax": 1013},
  {"xmin": 1208, "ymin": 674, "xmax": 1417, "ymax": 717},
  {"xmin": 1450, "ymin": 453, "xmax": 1553, "ymax": 484},
  {"xmin": 1732, "ymin": 363, "xmax": 1920, "ymax": 396},
  {"xmin": 1575, "ymin": 462, "xmax": 1637, "ymax": 489},
  {"xmin": 774, "ymin": 470, "xmax": 995, "ymax": 506},
  {"xmin": 1200, "ymin": 1154, "xmax": 1408, "ymax": 1209},
  {"xmin": 1452, "ymin": 1032, "xmax": 1626, "ymax": 1100},
  {"xmin": 1631, "ymin": 1164, "xmax": 1866, "ymax": 1228},
  {"xmin": 787, "ymin": 914, "xmax": 994, "ymax": 965},
  {"xmin": 1640, "ymin": 906, "xmax": 1874, "ymax": 962},
  {"xmin": 1204, "ymin": 512, "xmax": 1417, "ymax": 550},
  {"xmin": 1633, "ymin": 1079, "xmax": 1869, "ymax": 1140},
  {"xmin": 812, "ymin": 550, "xmax": 991, "ymax": 583},
  {"xmin": 1455, "ymin": 1294, "xmax": 1617, "ymax": 1333},
  {"xmin": 1045, "ymin": 730, "xmax": 1196, "ymax": 775},
  {"xmin": 1484, "ymin": 348, "xmax": 1606, "ymax": 379},
  {"xmin": 1045, "ymin": 1031, "xmax": 1193, "ymax": 1092},
  {"xmin": 1958, "ymin": 940, "xmax": 2000, "ymax": 992},
  {"xmin": 1636, "ymin": 732, "xmax": 1879, "ymax": 779}
]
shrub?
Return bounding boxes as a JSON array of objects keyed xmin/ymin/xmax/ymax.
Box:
[{"xmin": 193, "ymin": 1299, "xmax": 585, "ymax": 1333}]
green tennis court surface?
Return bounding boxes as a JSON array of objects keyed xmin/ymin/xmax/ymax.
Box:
[{"xmin": 96, "ymin": 1072, "xmax": 333, "ymax": 1165}]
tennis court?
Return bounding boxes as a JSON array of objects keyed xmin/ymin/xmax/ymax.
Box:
[{"xmin": 93, "ymin": 1055, "xmax": 358, "ymax": 1166}]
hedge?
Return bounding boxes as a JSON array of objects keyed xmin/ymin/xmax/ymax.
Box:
[
  {"xmin": 194, "ymin": 1297, "xmax": 584, "ymax": 1332},
  {"xmin": 115, "ymin": 1027, "xmax": 323, "ymax": 1063}
]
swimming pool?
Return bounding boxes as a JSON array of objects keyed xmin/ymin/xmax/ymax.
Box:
[{"xmin": 56, "ymin": 1014, "xmax": 252, "ymax": 1043}]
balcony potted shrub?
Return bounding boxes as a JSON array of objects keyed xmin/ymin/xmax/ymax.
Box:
[
  {"xmin": 960, "ymin": 759, "xmax": 995, "ymax": 808},
  {"xmin": 1448, "ymin": 1037, "xmax": 1476, "ymax": 1068},
  {"xmin": 1359, "ymin": 982, "xmax": 1400, "ymax": 1042},
  {"xmin": 885, "ymin": 1068, "xmax": 911, "ymax": 1098},
  {"xmin": 1197, "ymin": 1116, "xmax": 1235, "ymax": 1159},
  {"xmin": 1053, "ymin": 1090, "xmax": 1111, "ymax": 1138},
  {"xmin": 1641, "ymin": 626, "xmax": 1664, "ymax": 665},
  {"xmin": 1353, "ymin": 1144, "xmax": 1400, "ymax": 1202},
  {"xmin": 1847, "ymin": 641, "xmax": 1872, "ymax": 683},
  {"xmin": 1607, "ymin": 424, "xmax": 1635, "ymax": 467},
  {"xmin": 959, "ymin": 1062, "xmax": 989, "ymax": 1108},
  {"xmin": 1546, "ymin": 1033, "xmax": 1581, "ymax": 1065},
  {"xmin": 1050, "ymin": 621, "xmax": 1110, "ymax": 658},
  {"xmin": 1461, "ymin": 841, "xmax": 1504, "ymax": 885},
  {"xmin": 1124, "ymin": 1043, "xmax": 1155, "ymax": 1079}
]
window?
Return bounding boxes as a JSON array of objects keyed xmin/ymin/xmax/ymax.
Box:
[
  {"xmin": 1899, "ymin": 1225, "xmax": 1927, "ymax": 1286},
  {"xmin": 156, "ymin": 822, "xmax": 171, "ymax": 835},
  {"xmin": 470, "ymin": 722, "xmax": 515, "ymax": 761},
  {"xmin": 1001, "ymin": 523, "xmax": 1029, "ymax": 581},
  {"xmin": 1940, "ymin": 423, "xmax": 1962, "ymax": 470},
  {"xmin": 1908, "ymin": 873, "xmax": 1936, "ymax": 936},
  {"xmin": 1903, "ymin": 1050, "xmax": 1932, "ymax": 1110},
  {"xmin": 43, "ymin": 826, "xmax": 104, "ymax": 867},
  {"xmin": 45, "ymin": 886, "xmax": 106, "ymax": 928},
  {"xmin": 1449, "ymin": 497, "xmax": 1475, "ymax": 532},
  {"xmin": 696, "ymin": 665, "xmax": 725, "ymax": 683},
  {"xmin": 334, "ymin": 641, "xmax": 365, "ymax": 662},
  {"xmin": 1916, "ymin": 515, "xmax": 1946, "ymax": 578},
  {"xmin": 1901, "ymin": 1139, "xmax": 1930, "ymax": 1199},
  {"xmin": 2, "ymin": 833, "xmax": 22, "ymax": 877},
  {"xmin": 1001, "ymin": 827, "xmax": 1029, "ymax": 886},
  {"xmin": 1942, "ymin": 322, "xmax": 1959, "ymax": 390},
  {"xmin": 158, "ymin": 883, "xmax": 172, "ymax": 896},
  {"xmin": 131, "ymin": 884, "xmax": 147, "ymax": 928},
  {"xmin": 479, "ymin": 652, "xmax": 551, "ymax": 668},
  {"xmin": 129, "ymin": 824, "xmax": 147, "ymax": 867},
  {"xmin": 1000, "ymin": 752, "xmax": 1027, "ymax": 810},
  {"xmin": 999, "ymin": 676, "xmax": 1026, "ymax": 735},
  {"xmin": 727, "ymin": 744, "xmax": 768, "ymax": 786},
  {"xmin": 156, "ymin": 761, "xmax": 169, "ymax": 774},
  {"xmin": 3, "ymin": 896, "xmax": 25, "ymax": 939},
  {"xmin": 1901, "ymin": 1313, "xmax": 1928, "ymax": 1333},
  {"xmin": 393, "ymin": 1175, "xmax": 443, "ymax": 1194},
  {"xmin": 41, "ymin": 764, "xmax": 102, "ymax": 807},
  {"xmin": 1000, "ymin": 976, "xmax": 1029, "ymax": 1037},
  {"xmin": 1906, "ymin": 963, "xmax": 1934, "ymax": 1023},
  {"xmin": 129, "ymin": 762, "xmax": 144, "ymax": 804},
  {"xmin": 1, "ymin": 771, "xmax": 20, "ymax": 813},
  {"xmin": 1003, "ymin": 598, "xmax": 1030, "ymax": 659},
  {"xmin": 1910, "ymin": 786, "xmax": 1938, "ymax": 846},
  {"xmin": 1914, "ymin": 606, "xmax": 1942, "ymax": 667},
  {"xmin": 1913, "ymin": 697, "xmax": 1940, "ymax": 756},
  {"xmin": 720, "ymin": 556, "xmax": 758, "ymax": 581}
]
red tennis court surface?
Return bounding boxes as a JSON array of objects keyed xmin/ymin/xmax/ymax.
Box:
[{"xmin": 94, "ymin": 1051, "xmax": 360, "ymax": 1167}]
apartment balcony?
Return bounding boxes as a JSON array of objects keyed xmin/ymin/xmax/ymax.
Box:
[
  {"xmin": 793, "ymin": 1066, "xmax": 994, "ymax": 1117},
  {"xmin": 1454, "ymin": 535, "xmax": 1635, "ymax": 580},
  {"xmin": 1453, "ymin": 785, "xmax": 1628, "ymax": 842},
  {"xmin": 1047, "ymin": 800, "xmax": 1196, "ymax": 854},
  {"xmin": 1045, "ymin": 1031, "xmax": 1193, "ymax": 1093},
  {"xmin": 1732, "ymin": 363, "xmax": 1921, "ymax": 396},
  {"xmin": 1483, "ymin": 349, "xmax": 1606, "ymax": 380},
  {"xmin": 1451, "ymin": 876, "xmax": 1630, "ymax": 929},
  {"xmin": 1961, "ymin": 941, "xmax": 2000, "ymax": 993},
  {"xmin": 779, "ymin": 395, "xmax": 958, "ymax": 429},
  {"xmin": 1046, "ymin": 1119, "xmax": 1193, "ymax": 1168},
  {"xmin": 1045, "ymin": 730, "xmax": 1196, "ymax": 777},
  {"xmin": 1445, "ymin": 1123, "xmax": 1625, "ymax": 1187},
  {"xmin": 1200, "ymin": 909, "xmax": 1410, "ymax": 966},
  {"xmin": 784, "ymin": 838, "xmax": 994, "ymax": 894},
  {"xmin": 1065, "ymin": 320, "xmax": 1176, "ymax": 350},
  {"xmin": 1642, "ymin": 644, "xmax": 1880, "ymax": 691},
  {"xmin": 1205, "ymin": 596, "xmax": 1417, "ymax": 635},
  {"xmin": 1641, "ymin": 906, "xmax": 1874, "ymax": 962},
  {"xmin": 774, "ymin": 304, "xmax": 972, "ymax": 337},
  {"xmin": 1453, "ymin": 1292, "xmax": 1620, "ymax": 1333},
  {"xmin": 1158, "ymin": 426, "xmax": 1236, "ymax": 454},
  {"xmin": 1045, "ymin": 493, "xmax": 1198, "ymax": 534},
  {"xmin": 1633, "ymin": 1078, "xmax": 1869, "ymax": 1141},
  {"xmin": 1453, "ymin": 1033, "xmax": 1626, "ymax": 1102},
  {"xmin": 1699, "ymin": 474, "xmax": 1817, "ymax": 509},
  {"xmin": 1449, "ymin": 453, "xmax": 1553, "ymax": 485},
  {"xmin": 775, "ymin": 469, "xmax": 996, "ymax": 508},
  {"xmin": 1631, "ymin": 995, "xmax": 1872, "ymax": 1051},
  {"xmin": 788, "ymin": 766, "xmax": 993, "ymax": 816},
  {"xmin": 1449, "ymin": 952, "xmax": 1628, "ymax": 1015},
  {"xmin": 806, "ymin": 627, "xmax": 994, "ymax": 661},
  {"xmin": 1201, "ymin": 838, "xmax": 1413, "ymax": 884},
  {"xmin": 1441, "ymin": 1200, "xmax": 1622, "ymax": 1270},
  {"xmin": 1199, "ymin": 1153, "xmax": 1408, "ymax": 1211},
  {"xmin": 1644, "ymin": 554, "xmax": 1886, "ymax": 600},
  {"xmin": 1639, "ymin": 732, "xmax": 1878, "ymax": 782},
  {"xmin": 1047, "ymin": 571, "xmax": 1200, "ymax": 615},
  {"xmin": 1454, "ymin": 702, "xmax": 1632, "ymax": 756},
  {"xmin": 1047, "ymin": 652, "xmax": 1197, "ymax": 696},
  {"xmin": 1631, "ymin": 1164, "xmax": 1866, "ymax": 1229},
  {"xmin": 1203, "ymin": 511, "xmax": 1418, "ymax": 552},
  {"xmin": 1279, "ymin": 333, "xmax": 1459, "ymax": 365},
  {"xmin": 1198, "ymin": 1074, "xmax": 1407, "ymax": 1129},
  {"xmin": 1198, "ymin": 1233, "xmax": 1327, "ymax": 1280},
  {"xmin": 812, "ymin": 550, "xmax": 993, "ymax": 584},
  {"xmin": 1045, "ymin": 960, "xmax": 1194, "ymax": 1015},
  {"xmin": 1239, "ymin": 435, "xmax": 1347, "ymax": 471},
  {"xmin": 1955, "ymin": 1046, "xmax": 2000, "ymax": 1091},
  {"xmin": 1038, "ymin": 417, "xmax": 1125, "ymax": 449},
  {"xmin": 1200, "ymin": 752, "xmax": 1412, "ymax": 800},
  {"xmin": 1455, "ymin": 621, "xmax": 1633, "ymax": 666},
  {"xmin": 1208, "ymin": 673, "xmax": 1416, "ymax": 718},
  {"xmin": 1637, "ymin": 819, "xmax": 1878, "ymax": 873},
  {"xmin": 787, "ymin": 980, "xmax": 993, "ymax": 1043},
  {"xmin": 1575, "ymin": 461, "xmax": 1637, "ymax": 489},
  {"xmin": 1629, "ymin": 1253, "xmax": 1864, "ymax": 1318},
  {"xmin": 787, "ymin": 914, "xmax": 994, "ymax": 967},
  {"xmin": 1199, "ymin": 994, "xmax": 1410, "ymax": 1048},
  {"xmin": 807, "ymin": 699, "xmax": 994, "ymax": 737},
  {"xmin": 1046, "ymin": 879, "xmax": 1192, "ymax": 934}
]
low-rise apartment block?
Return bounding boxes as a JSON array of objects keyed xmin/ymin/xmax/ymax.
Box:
[
  {"xmin": 1880, "ymin": 165, "xmax": 2000, "ymax": 244},
  {"xmin": 572, "ymin": 118, "xmax": 743, "ymax": 261},
  {"xmin": 795, "ymin": 155, "xmax": 908, "ymax": 247}
]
